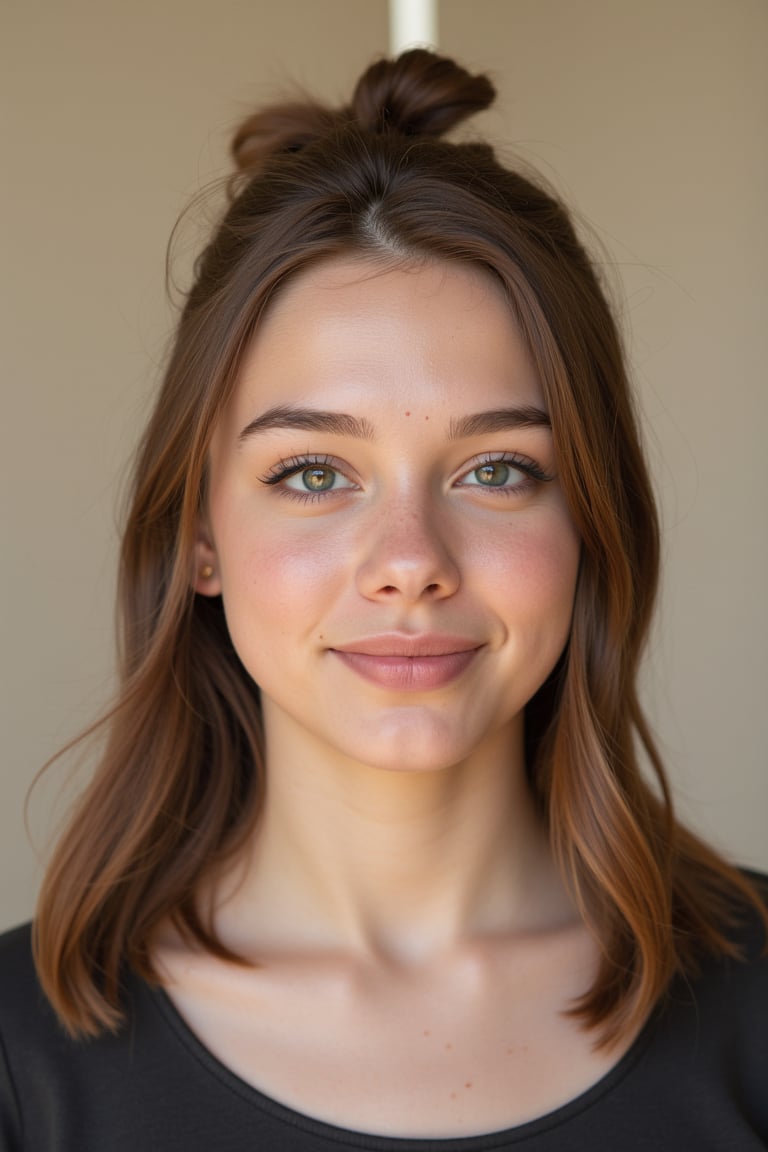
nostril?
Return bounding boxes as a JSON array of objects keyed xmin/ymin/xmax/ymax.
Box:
[{"xmin": 378, "ymin": 581, "xmax": 442, "ymax": 598}]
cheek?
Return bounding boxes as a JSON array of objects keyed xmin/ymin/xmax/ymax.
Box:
[
  {"xmin": 474, "ymin": 510, "xmax": 580, "ymax": 615},
  {"xmin": 218, "ymin": 518, "xmax": 349, "ymax": 636},
  {"xmin": 528, "ymin": 520, "xmax": 580, "ymax": 611}
]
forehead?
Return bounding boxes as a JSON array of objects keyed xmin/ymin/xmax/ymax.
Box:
[
  {"xmin": 253, "ymin": 255, "xmax": 511, "ymax": 349},
  {"xmin": 223, "ymin": 255, "xmax": 544, "ymax": 429}
]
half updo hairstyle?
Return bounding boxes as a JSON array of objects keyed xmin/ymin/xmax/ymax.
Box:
[{"xmin": 34, "ymin": 50, "xmax": 766, "ymax": 1046}]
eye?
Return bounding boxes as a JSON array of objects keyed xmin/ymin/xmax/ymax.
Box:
[
  {"xmin": 284, "ymin": 464, "xmax": 354, "ymax": 493},
  {"xmin": 463, "ymin": 460, "xmax": 524, "ymax": 488},
  {"xmin": 456, "ymin": 452, "xmax": 550, "ymax": 493},
  {"xmin": 260, "ymin": 455, "xmax": 358, "ymax": 500}
]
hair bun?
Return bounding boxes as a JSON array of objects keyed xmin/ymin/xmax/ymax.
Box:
[
  {"xmin": 231, "ymin": 50, "xmax": 495, "ymax": 174},
  {"xmin": 351, "ymin": 49, "xmax": 495, "ymax": 138}
]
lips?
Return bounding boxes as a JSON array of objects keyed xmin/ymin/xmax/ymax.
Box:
[{"xmin": 330, "ymin": 634, "xmax": 483, "ymax": 690}]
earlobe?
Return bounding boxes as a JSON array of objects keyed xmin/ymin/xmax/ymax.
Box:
[{"xmin": 192, "ymin": 535, "xmax": 222, "ymax": 596}]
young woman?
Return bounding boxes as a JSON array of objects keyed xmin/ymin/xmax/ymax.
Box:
[{"xmin": 1, "ymin": 50, "xmax": 765, "ymax": 1150}]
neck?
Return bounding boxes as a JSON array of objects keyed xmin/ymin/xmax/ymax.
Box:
[{"xmin": 210, "ymin": 717, "xmax": 571, "ymax": 964}]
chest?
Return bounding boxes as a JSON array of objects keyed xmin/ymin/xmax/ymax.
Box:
[{"xmin": 156, "ymin": 932, "xmax": 631, "ymax": 1139}]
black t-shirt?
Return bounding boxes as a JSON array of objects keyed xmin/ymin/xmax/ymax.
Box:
[{"xmin": 1, "ymin": 904, "xmax": 766, "ymax": 1151}]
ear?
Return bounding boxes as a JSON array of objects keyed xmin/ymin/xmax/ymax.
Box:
[{"xmin": 192, "ymin": 524, "xmax": 223, "ymax": 597}]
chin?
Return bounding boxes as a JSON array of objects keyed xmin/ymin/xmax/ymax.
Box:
[{"xmin": 334, "ymin": 710, "xmax": 515, "ymax": 776}]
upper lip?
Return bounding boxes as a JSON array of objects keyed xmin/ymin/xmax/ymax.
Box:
[{"xmin": 330, "ymin": 634, "xmax": 483, "ymax": 657}]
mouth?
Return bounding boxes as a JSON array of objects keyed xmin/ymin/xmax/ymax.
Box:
[{"xmin": 329, "ymin": 635, "xmax": 483, "ymax": 690}]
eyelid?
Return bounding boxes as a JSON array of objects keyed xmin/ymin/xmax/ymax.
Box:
[
  {"xmin": 284, "ymin": 466, "xmax": 355, "ymax": 493},
  {"xmin": 259, "ymin": 450, "xmax": 553, "ymax": 499},
  {"xmin": 454, "ymin": 451, "xmax": 553, "ymax": 487},
  {"xmin": 260, "ymin": 454, "xmax": 347, "ymax": 484},
  {"xmin": 259, "ymin": 454, "xmax": 359, "ymax": 500}
]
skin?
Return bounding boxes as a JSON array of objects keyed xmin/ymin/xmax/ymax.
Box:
[{"xmin": 155, "ymin": 257, "xmax": 631, "ymax": 1138}]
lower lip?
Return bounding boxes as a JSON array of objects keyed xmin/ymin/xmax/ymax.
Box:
[{"xmin": 331, "ymin": 649, "xmax": 480, "ymax": 690}]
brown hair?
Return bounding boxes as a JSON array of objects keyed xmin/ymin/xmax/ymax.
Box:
[{"xmin": 34, "ymin": 49, "xmax": 765, "ymax": 1044}]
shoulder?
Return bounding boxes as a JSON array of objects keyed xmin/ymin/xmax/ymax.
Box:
[
  {"xmin": 0, "ymin": 922, "xmax": 220, "ymax": 1151},
  {"xmin": 715, "ymin": 869, "xmax": 768, "ymax": 1022},
  {"xmin": 739, "ymin": 866, "xmax": 768, "ymax": 917},
  {"xmin": 718, "ymin": 868, "xmax": 768, "ymax": 980},
  {"xmin": 0, "ymin": 922, "xmax": 158, "ymax": 1151},
  {"xmin": 0, "ymin": 921, "xmax": 35, "ymax": 976},
  {"xmin": 0, "ymin": 919, "xmax": 39, "ymax": 974},
  {"xmin": 682, "ymin": 868, "xmax": 768, "ymax": 1017},
  {"xmin": 0, "ymin": 922, "xmax": 47, "ymax": 1033},
  {"xmin": 651, "ymin": 870, "xmax": 768, "ymax": 1135},
  {"xmin": 0, "ymin": 923, "xmax": 47, "ymax": 1149}
]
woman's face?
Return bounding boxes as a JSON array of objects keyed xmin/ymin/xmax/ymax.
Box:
[{"xmin": 199, "ymin": 257, "xmax": 580, "ymax": 774}]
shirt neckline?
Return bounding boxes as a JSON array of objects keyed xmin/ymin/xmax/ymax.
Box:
[{"xmin": 144, "ymin": 973, "xmax": 659, "ymax": 1149}]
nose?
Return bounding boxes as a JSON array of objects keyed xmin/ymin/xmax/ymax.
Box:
[{"xmin": 355, "ymin": 498, "xmax": 460, "ymax": 603}]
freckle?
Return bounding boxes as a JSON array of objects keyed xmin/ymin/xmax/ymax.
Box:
[
  {"xmin": 506, "ymin": 1047, "xmax": 514, "ymax": 1055},
  {"xmin": 465, "ymin": 1081, "xmax": 473, "ymax": 1089},
  {"xmin": 450, "ymin": 1092, "xmax": 457, "ymax": 1100},
  {"xmin": 444, "ymin": 1042, "xmax": 452, "ymax": 1051},
  {"xmin": 423, "ymin": 1030, "xmax": 431, "ymax": 1037}
]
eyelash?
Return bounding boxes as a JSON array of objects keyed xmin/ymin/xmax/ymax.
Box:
[
  {"xmin": 259, "ymin": 452, "xmax": 553, "ymax": 503},
  {"xmin": 259, "ymin": 455, "xmax": 350, "ymax": 504},
  {"xmin": 457, "ymin": 452, "xmax": 553, "ymax": 495}
]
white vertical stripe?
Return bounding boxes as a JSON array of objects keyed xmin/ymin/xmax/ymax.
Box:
[{"xmin": 389, "ymin": 0, "xmax": 438, "ymax": 53}]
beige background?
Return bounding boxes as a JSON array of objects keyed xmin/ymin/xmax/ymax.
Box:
[{"xmin": 1, "ymin": 0, "xmax": 766, "ymax": 931}]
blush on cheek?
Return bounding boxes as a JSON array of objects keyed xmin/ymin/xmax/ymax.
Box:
[
  {"xmin": 478, "ymin": 517, "xmax": 579, "ymax": 604},
  {"xmin": 235, "ymin": 534, "xmax": 345, "ymax": 623},
  {"xmin": 526, "ymin": 528, "xmax": 580, "ymax": 602}
]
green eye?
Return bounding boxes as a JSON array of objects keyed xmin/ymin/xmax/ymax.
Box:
[
  {"xmin": 473, "ymin": 461, "xmax": 512, "ymax": 487},
  {"xmin": 281, "ymin": 464, "xmax": 355, "ymax": 494},
  {"xmin": 457, "ymin": 456, "xmax": 543, "ymax": 494},
  {"xmin": 264, "ymin": 456, "xmax": 356, "ymax": 498},
  {"xmin": 301, "ymin": 466, "xmax": 336, "ymax": 491}
]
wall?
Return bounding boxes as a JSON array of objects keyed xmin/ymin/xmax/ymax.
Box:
[{"xmin": 1, "ymin": 0, "xmax": 765, "ymax": 930}]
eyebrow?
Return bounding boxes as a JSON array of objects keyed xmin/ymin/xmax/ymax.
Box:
[
  {"xmin": 238, "ymin": 405, "xmax": 376, "ymax": 443},
  {"xmin": 237, "ymin": 403, "xmax": 551, "ymax": 444},
  {"xmin": 448, "ymin": 406, "xmax": 551, "ymax": 438}
]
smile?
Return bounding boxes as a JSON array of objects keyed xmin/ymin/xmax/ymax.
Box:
[{"xmin": 330, "ymin": 635, "xmax": 483, "ymax": 691}]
